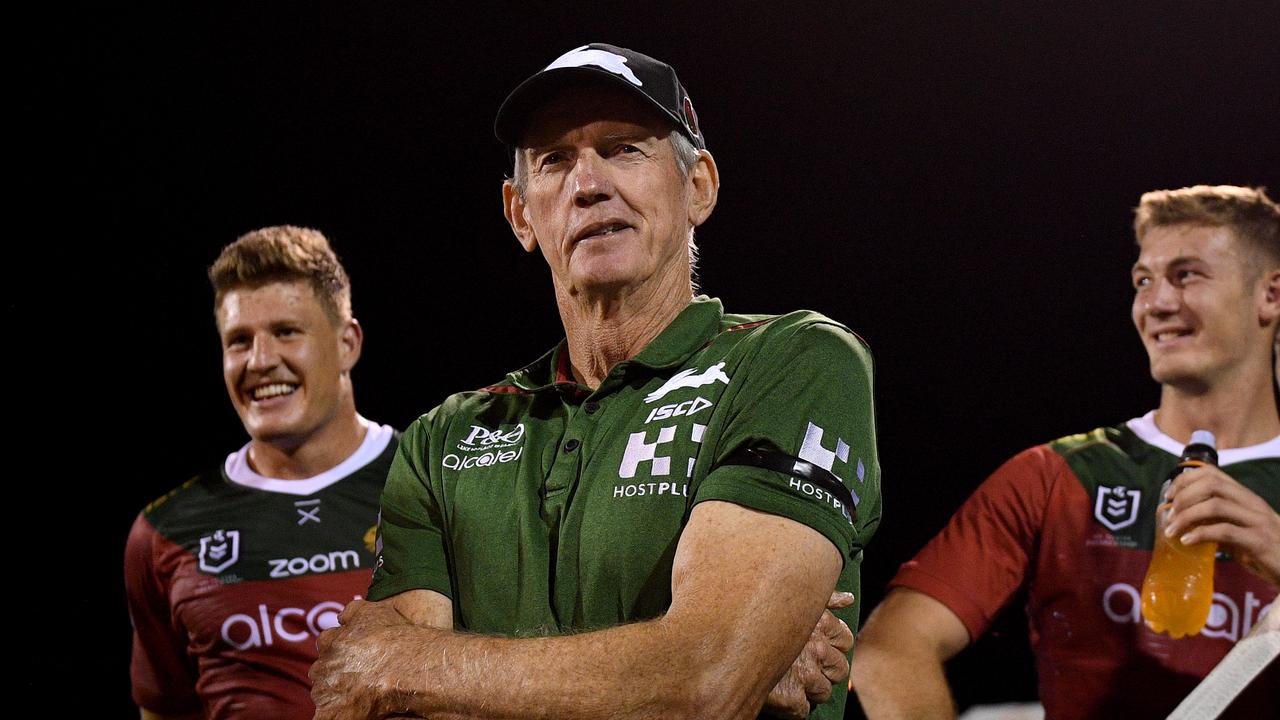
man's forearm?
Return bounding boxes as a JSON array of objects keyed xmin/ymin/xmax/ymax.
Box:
[
  {"xmin": 316, "ymin": 599, "xmax": 799, "ymax": 720},
  {"xmin": 850, "ymin": 644, "xmax": 957, "ymax": 720},
  {"xmin": 339, "ymin": 613, "xmax": 745, "ymax": 720},
  {"xmin": 848, "ymin": 589, "xmax": 971, "ymax": 720},
  {"xmin": 315, "ymin": 503, "xmax": 843, "ymax": 720}
]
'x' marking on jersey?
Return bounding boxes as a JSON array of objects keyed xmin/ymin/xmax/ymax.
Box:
[{"xmin": 295, "ymin": 499, "xmax": 322, "ymax": 525}]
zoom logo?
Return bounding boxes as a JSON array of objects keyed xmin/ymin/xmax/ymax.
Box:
[{"xmin": 267, "ymin": 550, "xmax": 360, "ymax": 578}]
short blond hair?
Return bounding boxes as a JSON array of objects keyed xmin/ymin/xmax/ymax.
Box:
[
  {"xmin": 1134, "ymin": 185, "xmax": 1280, "ymax": 272},
  {"xmin": 210, "ymin": 225, "xmax": 352, "ymax": 324}
]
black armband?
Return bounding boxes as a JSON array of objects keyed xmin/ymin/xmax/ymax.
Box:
[{"xmin": 720, "ymin": 446, "xmax": 857, "ymax": 524}]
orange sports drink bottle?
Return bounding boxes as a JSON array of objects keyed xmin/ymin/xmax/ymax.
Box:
[{"xmin": 1140, "ymin": 429, "xmax": 1219, "ymax": 638}]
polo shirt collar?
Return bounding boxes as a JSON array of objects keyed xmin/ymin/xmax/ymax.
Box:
[
  {"xmin": 630, "ymin": 295, "xmax": 723, "ymax": 370},
  {"xmin": 502, "ymin": 296, "xmax": 725, "ymax": 391},
  {"xmin": 500, "ymin": 344, "xmax": 574, "ymax": 393}
]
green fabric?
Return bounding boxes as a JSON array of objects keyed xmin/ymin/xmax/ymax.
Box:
[
  {"xmin": 370, "ymin": 296, "xmax": 880, "ymax": 717},
  {"xmin": 1053, "ymin": 424, "xmax": 1280, "ymax": 550}
]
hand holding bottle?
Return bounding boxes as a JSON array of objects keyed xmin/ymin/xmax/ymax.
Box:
[{"xmin": 1165, "ymin": 464, "xmax": 1280, "ymax": 590}]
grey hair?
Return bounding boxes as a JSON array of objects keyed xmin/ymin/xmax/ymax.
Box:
[{"xmin": 510, "ymin": 131, "xmax": 704, "ymax": 289}]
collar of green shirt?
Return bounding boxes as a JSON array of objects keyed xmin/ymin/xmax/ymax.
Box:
[{"xmin": 501, "ymin": 296, "xmax": 725, "ymax": 393}]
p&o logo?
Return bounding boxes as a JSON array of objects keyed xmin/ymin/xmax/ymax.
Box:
[
  {"xmin": 445, "ymin": 423, "xmax": 527, "ymax": 471},
  {"xmin": 458, "ymin": 423, "xmax": 526, "ymax": 450}
]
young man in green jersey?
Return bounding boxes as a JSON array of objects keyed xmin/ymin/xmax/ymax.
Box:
[
  {"xmin": 311, "ymin": 44, "xmax": 881, "ymax": 719},
  {"xmin": 126, "ymin": 227, "xmax": 397, "ymax": 719},
  {"xmin": 850, "ymin": 186, "xmax": 1280, "ymax": 719}
]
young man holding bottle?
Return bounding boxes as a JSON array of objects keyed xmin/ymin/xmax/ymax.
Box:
[{"xmin": 851, "ymin": 185, "xmax": 1280, "ymax": 719}]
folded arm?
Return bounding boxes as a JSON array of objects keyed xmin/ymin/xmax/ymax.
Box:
[{"xmin": 312, "ymin": 499, "xmax": 842, "ymax": 720}]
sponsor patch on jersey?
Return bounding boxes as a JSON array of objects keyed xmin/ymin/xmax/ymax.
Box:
[
  {"xmin": 645, "ymin": 396, "xmax": 713, "ymax": 424},
  {"xmin": 457, "ymin": 423, "xmax": 526, "ymax": 451},
  {"xmin": 645, "ymin": 362, "xmax": 730, "ymax": 403},
  {"xmin": 619, "ymin": 423, "xmax": 705, "ymax": 479},
  {"xmin": 267, "ymin": 550, "xmax": 361, "ymax": 578},
  {"xmin": 198, "ymin": 529, "xmax": 240, "ymax": 574},
  {"xmin": 1094, "ymin": 485, "xmax": 1141, "ymax": 531},
  {"xmin": 220, "ymin": 597, "xmax": 359, "ymax": 650},
  {"xmin": 612, "ymin": 480, "xmax": 690, "ymax": 499},
  {"xmin": 445, "ymin": 423, "xmax": 527, "ymax": 472},
  {"xmin": 798, "ymin": 421, "xmax": 864, "ymax": 506}
]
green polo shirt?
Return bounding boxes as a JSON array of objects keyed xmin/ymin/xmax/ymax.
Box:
[{"xmin": 371, "ymin": 296, "xmax": 880, "ymax": 717}]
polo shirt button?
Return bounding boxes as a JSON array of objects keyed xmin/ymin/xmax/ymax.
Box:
[
  {"xmin": 563, "ymin": 438, "xmax": 581, "ymax": 452},
  {"xmin": 584, "ymin": 401, "xmax": 600, "ymax": 414}
]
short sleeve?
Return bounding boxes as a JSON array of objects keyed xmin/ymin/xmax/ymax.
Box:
[
  {"xmin": 367, "ymin": 415, "xmax": 454, "ymax": 602},
  {"xmin": 889, "ymin": 445, "xmax": 1059, "ymax": 640},
  {"xmin": 124, "ymin": 513, "xmax": 201, "ymax": 714},
  {"xmin": 693, "ymin": 320, "xmax": 881, "ymax": 562}
]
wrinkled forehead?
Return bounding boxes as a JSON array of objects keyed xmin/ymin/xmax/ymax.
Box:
[{"xmin": 518, "ymin": 82, "xmax": 675, "ymax": 149}]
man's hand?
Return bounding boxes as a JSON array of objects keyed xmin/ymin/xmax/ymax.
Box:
[
  {"xmin": 305, "ymin": 504, "xmax": 842, "ymax": 720},
  {"xmin": 311, "ymin": 599, "xmax": 426, "ymax": 720},
  {"xmin": 762, "ymin": 591, "xmax": 855, "ymax": 719},
  {"xmin": 1166, "ymin": 465, "xmax": 1280, "ymax": 588}
]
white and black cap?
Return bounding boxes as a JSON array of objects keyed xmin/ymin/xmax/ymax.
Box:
[{"xmin": 495, "ymin": 43, "xmax": 705, "ymax": 150}]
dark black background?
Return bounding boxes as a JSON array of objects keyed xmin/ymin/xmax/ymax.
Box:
[{"xmin": 18, "ymin": 1, "xmax": 1278, "ymax": 715}]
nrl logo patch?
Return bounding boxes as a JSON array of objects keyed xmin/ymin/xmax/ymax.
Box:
[
  {"xmin": 199, "ymin": 529, "xmax": 241, "ymax": 574},
  {"xmin": 645, "ymin": 362, "xmax": 731, "ymax": 404},
  {"xmin": 1094, "ymin": 486, "xmax": 1142, "ymax": 531}
]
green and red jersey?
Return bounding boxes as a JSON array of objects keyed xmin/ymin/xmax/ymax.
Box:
[
  {"xmin": 125, "ymin": 423, "xmax": 395, "ymax": 718},
  {"xmin": 370, "ymin": 296, "xmax": 881, "ymax": 719},
  {"xmin": 892, "ymin": 414, "xmax": 1278, "ymax": 719}
]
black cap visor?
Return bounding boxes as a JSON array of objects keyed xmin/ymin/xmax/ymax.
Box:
[{"xmin": 495, "ymin": 67, "xmax": 690, "ymax": 149}]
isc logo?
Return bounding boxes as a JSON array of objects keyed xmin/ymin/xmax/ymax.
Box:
[
  {"xmin": 220, "ymin": 597, "xmax": 358, "ymax": 650},
  {"xmin": 645, "ymin": 396, "xmax": 713, "ymax": 424}
]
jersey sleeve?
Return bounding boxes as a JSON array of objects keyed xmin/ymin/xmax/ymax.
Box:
[
  {"xmin": 124, "ymin": 512, "xmax": 201, "ymax": 714},
  {"xmin": 889, "ymin": 444, "xmax": 1059, "ymax": 640},
  {"xmin": 693, "ymin": 320, "xmax": 881, "ymax": 562},
  {"xmin": 367, "ymin": 414, "xmax": 454, "ymax": 602}
]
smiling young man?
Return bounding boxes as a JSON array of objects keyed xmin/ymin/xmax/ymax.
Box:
[
  {"xmin": 851, "ymin": 185, "xmax": 1280, "ymax": 719},
  {"xmin": 310, "ymin": 44, "xmax": 881, "ymax": 720},
  {"xmin": 124, "ymin": 226, "xmax": 396, "ymax": 719}
]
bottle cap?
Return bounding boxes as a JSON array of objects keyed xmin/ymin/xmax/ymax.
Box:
[{"xmin": 1189, "ymin": 429, "xmax": 1217, "ymax": 449}]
